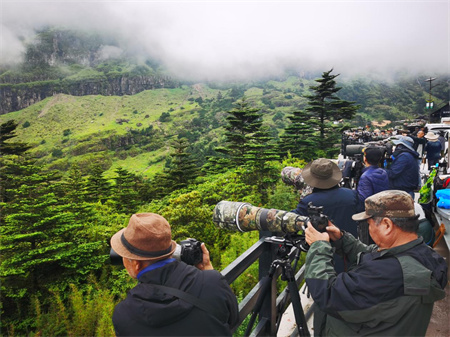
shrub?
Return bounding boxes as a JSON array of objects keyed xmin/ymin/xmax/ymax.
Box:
[{"xmin": 52, "ymin": 149, "xmax": 63, "ymax": 157}]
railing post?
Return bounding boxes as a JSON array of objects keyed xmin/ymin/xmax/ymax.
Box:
[{"xmin": 258, "ymin": 231, "xmax": 277, "ymax": 335}]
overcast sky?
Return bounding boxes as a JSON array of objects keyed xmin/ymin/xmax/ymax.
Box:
[{"xmin": 1, "ymin": 0, "xmax": 449, "ymax": 81}]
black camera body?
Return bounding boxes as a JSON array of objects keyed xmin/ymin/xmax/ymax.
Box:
[
  {"xmin": 307, "ymin": 202, "xmax": 329, "ymax": 233},
  {"xmin": 173, "ymin": 238, "xmax": 203, "ymax": 266},
  {"xmin": 293, "ymin": 203, "xmax": 329, "ymax": 252}
]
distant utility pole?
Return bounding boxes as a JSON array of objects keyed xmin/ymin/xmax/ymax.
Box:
[{"xmin": 425, "ymin": 77, "xmax": 437, "ymax": 109}]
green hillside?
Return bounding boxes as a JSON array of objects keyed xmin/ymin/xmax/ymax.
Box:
[
  {"xmin": 0, "ymin": 85, "xmax": 216, "ymax": 176},
  {"xmin": 2, "ymin": 73, "xmax": 450, "ymax": 180}
]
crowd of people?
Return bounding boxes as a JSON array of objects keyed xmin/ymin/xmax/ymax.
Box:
[
  {"xmin": 108, "ymin": 135, "xmax": 448, "ymax": 336},
  {"xmin": 343, "ymin": 126, "xmax": 447, "ymax": 172}
]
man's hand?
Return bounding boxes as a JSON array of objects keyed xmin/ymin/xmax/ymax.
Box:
[
  {"xmin": 195, "ymin": 243, "xmax": 214, "ymax": 270},
  {"xmin": 325, "ymin": 221, "xmax": 343, "ymax": 241},
  {"xmin": 305, "ymin": 221, "xmax": 330, "ymax": 245}
]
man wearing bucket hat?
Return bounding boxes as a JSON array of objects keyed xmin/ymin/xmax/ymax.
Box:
[
  {"xmin": 386, "ymin": 136, "xmax": 420, "ymax": 199},
  {"xmin": 424, "ymin": 131, "xmax": 442, "ymax": 170},
  {"xmin": 292, "ymin": 158, "xmax": 361, "ymax": 335},
  {"xmin": 110, "ymin": 213, "xmax": 238, "ymax": 336},
  {"xmin": 304, "ymin": 190, "xmax": 448, "ymax": 337},
  {"xmin": 292, "ymin": 158, "xmax": 360, "ymax": 273}
]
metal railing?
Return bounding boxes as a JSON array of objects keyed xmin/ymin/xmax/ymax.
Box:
[{"xmin": 220, "ymin": 232, "xmax": 314, "ymax": 336}]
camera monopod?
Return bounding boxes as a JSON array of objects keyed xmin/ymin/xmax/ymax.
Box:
[{"xmin": 244, "ymin": 235, "xmax": 310, "ymax": 337}]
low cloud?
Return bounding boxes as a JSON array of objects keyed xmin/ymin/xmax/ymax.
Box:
[{"xmin": 1, "ymin": 0, "xmax": 449, "ymax": 81}]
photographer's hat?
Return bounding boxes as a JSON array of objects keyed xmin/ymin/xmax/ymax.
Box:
[
  {"xmin": 302, "ymin": 158, "xmax": 342, "ymax": 189},
  {"xmin": 110, "ymin": 213, "xmax": 176, "ymax": 261},
  {"xmin": 424, "ymin": 131, "xmax": 439, "ymax": 142},
  {"xmin": 352, "ymin": 190, "xmax": 416, "ymax": 221},
  {"xmin": 392, "ymin": 136, "xmax": 415, "ymax": 152}
]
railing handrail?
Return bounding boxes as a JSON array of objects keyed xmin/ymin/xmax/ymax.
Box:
[{"xmin": 220, "ymin": 234, "xmax": 313, "ymax": 336}]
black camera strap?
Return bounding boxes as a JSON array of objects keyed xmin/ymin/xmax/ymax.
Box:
[{"xmin": 151, "ymin": 284, "xmax": 223, "ymax": 322}]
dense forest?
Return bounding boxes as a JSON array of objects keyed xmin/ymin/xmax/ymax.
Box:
[{"xmin": 1, "ymin": 28, "xmax": 450, "ymax": 336}]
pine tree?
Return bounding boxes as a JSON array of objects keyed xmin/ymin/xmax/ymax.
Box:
[
  {"xmin": 84, "ymin": 164, "xmax": 111, "ymax": 203},
  {"xmin": 163, "ymin": 138, "xmax": 200, "ymax": 191},
  {"xmin": 112, "ymin": 167, "xmax": 140, "ymax": 213},
  {"xmin": 0, "ymin": 120, "xmax": 31, "ymax": 204},
  {"xmin": 278, "ymin": 110, "xmax": 318, "ymax": 161},
  {"xmin": 214, "ymin": 99, "xmax": 264, "ymax": 168},
  {"xmin": 0, "ymin": 160, "xmax": 105, "ymax": 327},
  {"xmin": 0, "ymin": 120, "xmax": 31, "ymax": 156},
  {"xmin": 244, "ymin": 125, "xmax": 280, "ymax": 203},
  {"xmin": 305, "ymin": 69, "xmax": 359, "ymax": 157}
]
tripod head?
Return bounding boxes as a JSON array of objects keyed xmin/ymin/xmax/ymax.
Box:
[{"xmin": 264, "ymin": 232, "xmax": 309, "ymax": 256}]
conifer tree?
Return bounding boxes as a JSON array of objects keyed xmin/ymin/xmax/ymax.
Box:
[
  {"xmin": 214, "ymin": 98, "xmax": 264, "ymax": 168},
  {"xmin": 0, "ymin": 160, "xmax": 105, "ymax": 326},
  {"xmin": 305, "ymin": 69, "xmax": 359, "ymax": 157},
  {"xmin": 84, "ymin": 164, "xmax": 111, "ymax": 203},
  {"xmin": 278, "ymin": 110, "xmax": 318, "ymax": 161},
  {"xmin": 112, "ymin": 167, "xmax": 140, "ymax": 213},
  {"xmin": 163, "ymin": 138, "xmax": 200, "ymax": 191},
  {"xmin": 0, "ymin": 120, "xmax": 31, "ymax": 204},
  {"xmin": 244, "ymin": 125, "xmax": 280, "ymax": 203},
  {"xmin": 0, "ymin": 120, "xmax": 31, "ymax": 156}
]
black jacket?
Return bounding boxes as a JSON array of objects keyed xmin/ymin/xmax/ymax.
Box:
[{"xmin": 113, "ymin": 259, "xmax": 239, "ymax": 336}]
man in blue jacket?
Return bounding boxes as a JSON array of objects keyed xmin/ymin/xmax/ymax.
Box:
[
  {"xmin": 357, "ymin": 146, "xmax": 390, "ymax": 205},
  {"xmin": 292, "ymin": 158, "xmax": 361, "ymax": 335},
  {"xmin": 304, "ymin": 190, "xmax": 448, "ymax": 337},
  {"xmin": 386, "ymin": 136, "xmax": 420, "ymax": 199},
  {"xmin": 292, "ymin": 158, "xmax": 360, "ymax": 273}
]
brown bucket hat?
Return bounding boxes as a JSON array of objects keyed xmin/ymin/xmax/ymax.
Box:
[
  {"xmin": 352, "ymin": 190, "xmax": 416, "ymax": 221},
  {"xmin": 110, "ymin": 213, "xmax": 177, "ymax": 261},
  {"xmin": 302, "ymin": 158, "xmax": 342, "ymax": 189}
]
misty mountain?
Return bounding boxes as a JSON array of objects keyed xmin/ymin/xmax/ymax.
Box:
[
  {"xmin": 0, "ymin": 28, "xmax": 178, "ymax": 114},
  {"xmin": 0, "ymin": 27, "xmax": 449, "ymax": 179}
]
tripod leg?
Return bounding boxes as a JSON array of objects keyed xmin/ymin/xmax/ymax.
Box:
[
  {"xmin": 285, "ymin": 267, "xmax": 310, "ymax": 337},
  {"xmin": 244, "ymin": 275, "xmax": 273, "ymax": 337},
  {"xmin": 287, "ymin": 280, "xmax": 310, "ymax": 337}
]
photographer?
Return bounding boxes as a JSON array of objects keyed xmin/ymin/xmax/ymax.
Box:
[
  {"xmin": 110, "ymin": 213, "xmax": 238, "ymax": 336},
  {"xmin": 304, "ymin": 190, "xmax": 448, "ymax": 337},
  {"xmin": 356, "ymin": 146, "xmax": 389, "ymax": 205},
  {"xmin": 386, "ymin": 136, "xmax": 420, "ymax": 199},
  {"xmin": 292, "ymin": 158, "xmax": 360, "ymax": 273}
]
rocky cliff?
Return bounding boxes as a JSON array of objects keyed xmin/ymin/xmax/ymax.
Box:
[
  {"xmin": 0, "ymin": 28, "xmax": 178, "ymax": 114},
  {"xmin": 0, "ymin": 75, "xmax": 178, "ymax": 114}
]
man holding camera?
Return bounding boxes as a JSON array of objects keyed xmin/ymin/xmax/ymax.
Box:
[
  {"xmin": 292, "ymin": 158, "xmax": 360, "ymax": 272},
  {"xmin": 304, "ymin": 190, "xmax": 448, "ymax": 337},
  {"xmin": 110, "ymin": 213, "xmax": 238, "ymax": 336}
]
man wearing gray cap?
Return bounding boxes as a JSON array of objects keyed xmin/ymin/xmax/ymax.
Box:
[
  {"xmin": 110, "ymin": 213, "xmax": 238, "ymax": 336},
  {"xmin": 304, "ymin": 190, "xmax": 448, "ymax": 337}
]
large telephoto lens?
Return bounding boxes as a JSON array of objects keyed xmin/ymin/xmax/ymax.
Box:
[{"xmin": 213, "ymin": 201, "xmax": 308, "ymax": 234}]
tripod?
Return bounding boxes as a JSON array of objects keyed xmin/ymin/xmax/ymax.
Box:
[{"xmin": 244, "ymin": 235, "xmax": 310, "ymax": 337}]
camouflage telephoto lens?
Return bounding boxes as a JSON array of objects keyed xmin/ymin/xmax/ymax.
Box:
[
  {"xmin": 212, "ymin": 201, "xmax": 309, "ymax": 234},
  {"xmin": 281, "ymin": 166, "xmax": 305, "ymax": 190}
]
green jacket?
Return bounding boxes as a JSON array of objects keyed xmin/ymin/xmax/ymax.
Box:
[{"xmin": 305, "ymin": 233, "xmax": 448, "ymax": 336}]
